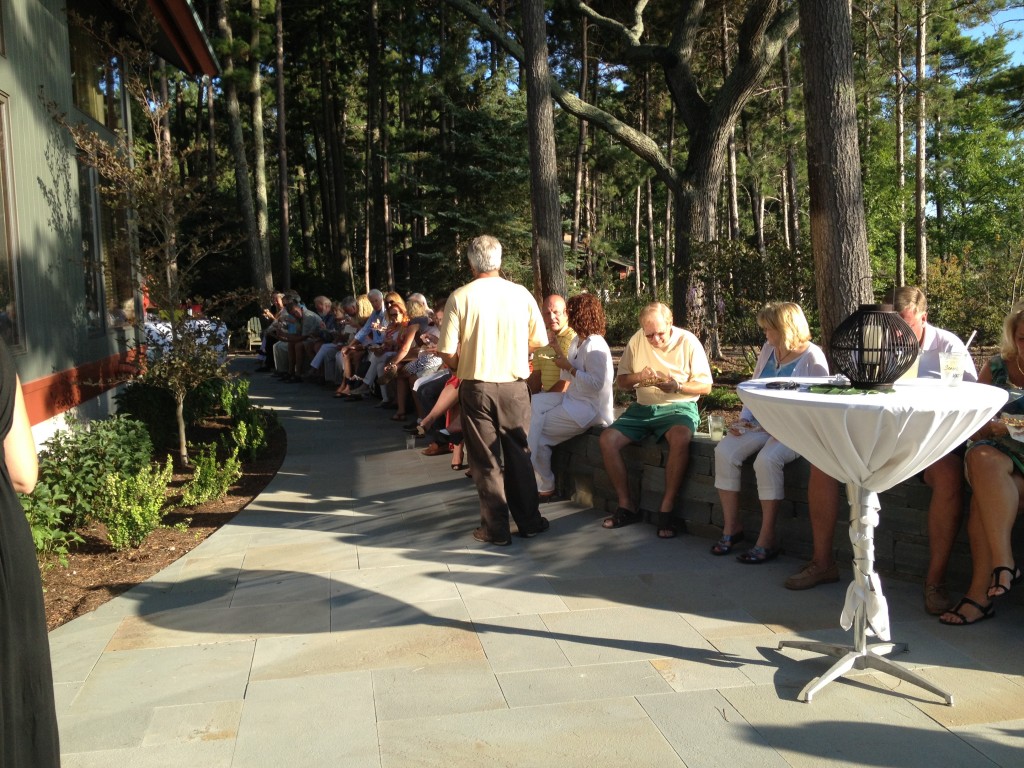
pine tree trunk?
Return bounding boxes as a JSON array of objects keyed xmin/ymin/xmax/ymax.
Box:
[
  {"xmin": 915, "ymin": 0, "xmax": 928, "ymax": 286},
  {"xmin": 633, "ymin": 185, "xmax": 642, "ymax": 296},
  {"xmin": 367, "ymin": 0, "xmax": 385, "ymax": 283},
  {"xmin": 251, "ymin": 0, "xmax": 271, "ymax": 272},
  {"xmin": 645, "ymin": 177, "xmax": 657, "ymax": 300},
  {"xmin": 798, "ymin": 0, "xmax": 872, "ymax": 351},
  {"xmin": 520, "ymin": 0, "xmax": 564, "ymax": 299},
  {"xmin": 296, "ymin": 164, "xmax": 314, "ymax": 269},
  {"xmin": 331, "ymin": 95, "xmax": 354, "ymax": 292},
  {"xmin": 894, "ymin": 3, "xmax": 907, "ymax": 286},
  {"xmin": 276, "ymin": 0, "xmax": 291, "ymax": 290},
  {"xmin": 781, "ymin": 43, "xmax": 801, "ymax": 255},
  {"xmin": 215, "ymin": 0, "xmax": 270, "ymax": 293},
  {"xmin": 570, "ymin": 19, "xmax": 588, "ymax": 261}
]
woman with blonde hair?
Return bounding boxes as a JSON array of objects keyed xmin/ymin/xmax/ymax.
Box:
[
  {"xmin": 941, "ymin": 301, "xmax": 1024, "ymax": 625},
  {"xmin": 333, "ymin": 294, "xmax": 378, "ymax": 397},
  {"xmin": 364, "ymin": 297, "xmax": 409, "ymax": 405},
  {"xmin": 711, "ymin": 302, "xmax": 828, "ymax": 563}
]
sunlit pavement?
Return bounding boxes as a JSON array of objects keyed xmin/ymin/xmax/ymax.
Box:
[{"xmin": 50, "ymin": 356, "xmax": 1024, "ymax": 767}]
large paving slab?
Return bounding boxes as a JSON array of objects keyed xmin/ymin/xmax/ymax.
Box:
[{"xmin": 50, "ymin": 360, "xmax": 1024, "ymax": 766}]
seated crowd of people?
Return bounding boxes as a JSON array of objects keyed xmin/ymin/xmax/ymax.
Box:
[{"xmin": 250, "ymin": 284, "xmax": 1023, "ymax": 628}]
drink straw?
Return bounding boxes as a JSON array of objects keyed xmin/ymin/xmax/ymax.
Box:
[{"xmin": 964, "ymin": 329, "xmax": 977, "ymax": 349}]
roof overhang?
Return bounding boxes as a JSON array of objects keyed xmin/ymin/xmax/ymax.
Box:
[{"xmin": 146, "ymin": 0, "xmax": 220, "ymax": 77}]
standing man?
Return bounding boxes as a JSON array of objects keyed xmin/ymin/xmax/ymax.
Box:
[
  {"xmin": 599, "ymin": 302, "xmax": 713, "ymax": 538},
  {"xmin": 528, "ymin": 295, "xmax": 576, "ymax": 396},
  {"xmin": 786, "ymin": 285, "xmax": 977, "ymax": 616},
  {"xmin": 437, "ymin": 235, "xmax": 550, "ymax": 545}
]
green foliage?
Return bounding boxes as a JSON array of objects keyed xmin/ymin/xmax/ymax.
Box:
[
  {"xmin": 702, "ymin": 387, "xmax": 742, "ymax": 411},
  {"xmin": 181, "ymin": 444, "xmax": 242, "ymax": 506},
  {"xmin": 224, "ymin": 407, "xmax": 277, "ymax": 461},
  {"xmin": 220, "ymin": 381, "xmax": 277, "ymax": 461},
  {"xmin": 95, "ymin": 457, "xmax": 173, "ymax": 551},
  {"xmin": 20, "ymin": 484, "xmax": 83, "ymax": 567},
  {"xmin": 115, "ymin": 378, "xmax": 227, "ymax": 449},
  {"xmin": 34, "ymin": 416, "xmax": 154, "ymax": 528},
  {"xmin": 603, "ymin": 294, "xmax": 650, "ymax": 346},
  {"xmin": 219, "ymin": 378, "xmax": 251, "ymax": 419},
  {"xmin": 19, "ymin": 415, "xmax": 153, "ymax": 562}
]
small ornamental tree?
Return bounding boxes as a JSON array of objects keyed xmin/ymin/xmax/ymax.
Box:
[{"xmin": 49, "ymin": 4, "xmax": 240, "ymax": 465}]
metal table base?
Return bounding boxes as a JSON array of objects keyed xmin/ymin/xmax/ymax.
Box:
[{"xmin": 779, "ymin": 483, "xmax": 954, "ymax": 705}]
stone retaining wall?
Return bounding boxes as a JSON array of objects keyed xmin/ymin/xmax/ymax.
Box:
[{"xmin": 549, "ymin": 429, "xmax": 1022, "ymax": 586}]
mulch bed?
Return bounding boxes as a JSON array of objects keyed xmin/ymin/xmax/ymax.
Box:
[{"xmin": 40, "ymin": 419, "xmax": 286, "ymax": 630}]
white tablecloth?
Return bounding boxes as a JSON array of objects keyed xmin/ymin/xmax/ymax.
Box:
[
  {"xmin": 738, "ymin": 378, "xmax": 1009, "ymax": 492},
  {"xmin": 739, "ymin": 377, "xmax": 1008, "ymax": 642}
]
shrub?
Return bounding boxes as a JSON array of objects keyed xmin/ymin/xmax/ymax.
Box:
[
  {"xmin": 20, "ymin": 484, "xmax": 83, "ymax": 566},
  {"xmin": 603, "ymin": 294, "xmax": 649, "ymax": 346},
  {"xmin": 702, "ymin": 386, "xmax": 742, "ymax": 410},
  {"xmin": 115, "ymin": 378, "xmax": 226, "ymax": 449},
  {"xmin": 94, "ymin": 457, "xmax": 173, "ymax": 550},
  {"xmin": 225, "ymin": 404, "xmax": 277, "ymax": 461},
  {"xmin": 219, "ymin": 378, "xmax": 251, "ymax": 420},
  {"xmin": 35, "ymin": 415, "xmax": 153, "ymax": 528},
  {"xmin": 181, "ymin": 444, "xmax": 241, "ymax": 506}
]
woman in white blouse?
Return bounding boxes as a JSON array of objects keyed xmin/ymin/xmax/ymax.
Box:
[
  {"xmin": 711, "ymin": 302, "xmax": 828, "ymax": 563},
  {"xmin": 529, "ymin": 293, "xmax": 615, "ymax": 501}
]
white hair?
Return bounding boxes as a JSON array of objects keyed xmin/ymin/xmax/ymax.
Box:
[{"xmin": 467, "ymin": 235, "xmax": 502, "ymax": 273}]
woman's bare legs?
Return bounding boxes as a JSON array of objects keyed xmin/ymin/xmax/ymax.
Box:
[
  {"xmin": 940, "ymin": 500, "xmax": 995, "ymax": 623},
  {"xmin": 755, "ymin": 499, "xmax": 781, "ymax": 550},
  {"xmin": 716, "ymin": 490, "xmax": 743, "ymax": 538},
  {"xmin": 964, "ymin": 445, "xmax": 1024, "ymax": 597}
]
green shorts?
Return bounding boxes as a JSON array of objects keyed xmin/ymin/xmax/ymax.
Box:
[{"xmin": 608, "ymin": 401, "xmax": 699, "ymax": 443}]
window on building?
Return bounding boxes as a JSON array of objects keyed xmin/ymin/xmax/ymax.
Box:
[
  {"xmin": 78, "ymin": 161, "xmax": 134, "ymax": 334},
  {"xmin": 67, "ymin": 2, "xmax": 122, "ymax": 131},
  {"xmin": 0, "ymin": 95, "xmax": 20, "ymax": 348}
]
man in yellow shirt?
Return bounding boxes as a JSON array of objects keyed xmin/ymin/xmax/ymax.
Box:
[
  {"xmin": 438, "ymin": 235, "xmax": 550, "ymax": 546},
  {"xmin": 528, "ymin": 295, "xmax": 575, "ymax": 395},
  {"xmin": 599, "ymin": 302, "xmax": 713, "ymax": 538}
]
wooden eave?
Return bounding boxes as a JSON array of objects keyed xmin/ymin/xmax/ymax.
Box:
[{"xmin": 146, "ymin": 0, "xmax": 219, "ymax": 77}]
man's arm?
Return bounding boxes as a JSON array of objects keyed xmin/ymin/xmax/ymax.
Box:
[{"xmin": 527, "ymin": 368, "xmax": 542, "ymax": 394}]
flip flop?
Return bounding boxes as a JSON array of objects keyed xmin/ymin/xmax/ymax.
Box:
[{"xmin": 736, "ymin": 545, "xmax": 781, "ymax": 564}]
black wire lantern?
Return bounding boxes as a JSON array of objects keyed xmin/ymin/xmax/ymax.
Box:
[{"xmin": 831, "ymin": 304, "xmax": 919, "ymax": 389}]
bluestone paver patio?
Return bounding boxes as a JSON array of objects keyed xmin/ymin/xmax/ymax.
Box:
[{"xmin": 49, "ymin": 359, "xmax": 1024, "ymax": 767}]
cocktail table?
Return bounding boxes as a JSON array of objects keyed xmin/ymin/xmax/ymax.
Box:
[{"xmin": 739, "ymin": 378, "xmax": 1008, "ymax": 703}]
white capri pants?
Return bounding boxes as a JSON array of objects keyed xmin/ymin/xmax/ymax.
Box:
[
  {"xmin": 310, "ymin": 342, "xmax": 339, "ymax": 370},
  {"xmin": 714, "ymin": 429, "xmax": 797, "ymax": 500},
  {"xmin": 529, "ymin": 392, "xmax": 589, "ymax": 493}
]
